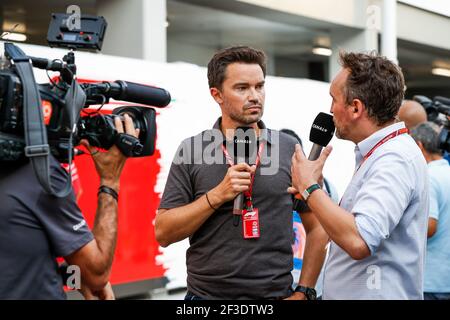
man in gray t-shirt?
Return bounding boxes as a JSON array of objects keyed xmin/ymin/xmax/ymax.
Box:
[{"xmin": 156, "ymin": 46, "xmax": 328, "ymax": 300}]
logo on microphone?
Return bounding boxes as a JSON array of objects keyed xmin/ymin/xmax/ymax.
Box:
[
  {"xmin": 234, "ymin": 139, "xmax": 252, "ymax": 144},
  {"xmin": 312, "ymin": 124, "xmax": 328, "ymax": 133}
]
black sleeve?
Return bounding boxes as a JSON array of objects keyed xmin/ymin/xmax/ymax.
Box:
[
  {"xmin": 293, "ymin": 197, "xmax": 312, "ymax": 213},
  {"xmin": 159, "ymin": 139, "xmax": 194, "ymax": 209},
  {"xmin": 34, "ymin": 157, "xmax": 94, "ymax": 257}
]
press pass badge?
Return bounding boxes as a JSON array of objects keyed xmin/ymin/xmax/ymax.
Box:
[{"xmin": 242, "ymin": 208, "xmax": 260, "ymax": 239}]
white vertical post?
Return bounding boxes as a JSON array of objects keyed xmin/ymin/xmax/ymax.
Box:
[
  {"xmin": 143, "ymin": 0, "xmax": 167, "ymax": 62},
  {"xmin": 97, "ymin": 0, "xmax": 167, "ymax": 62},
  {"xmin": 382, "ymin": 0, "xmax": 398, "ymax": 64}
]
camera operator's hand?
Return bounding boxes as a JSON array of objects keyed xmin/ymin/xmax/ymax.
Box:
[
  {"xmin": 66, "ymin": 114, "xmax": 139, "ymax": 296},
  {"xmin": 80, "ymin": 113, "xmax": 139, "ymax": 191},
  {"xmin": 208, "ymin": 163, "xmax": 256, "ymax": 206},
  {"xmin": 79, "ymin": 282, "xmax": 115, "ymax": 300}
]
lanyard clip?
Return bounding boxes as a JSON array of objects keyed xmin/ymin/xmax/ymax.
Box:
[{"xmin": 245, "ymin": 196, "xmax": 254, "ymax": 212}]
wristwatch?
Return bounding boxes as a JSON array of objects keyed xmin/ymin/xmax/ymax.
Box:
[
  {"xmin": 294, "ymin": 285, "xmax": 317, "ymax": 300},
  {"xmin": 301, "ymin": 183, "xmax": 321, "ymax": 202}
]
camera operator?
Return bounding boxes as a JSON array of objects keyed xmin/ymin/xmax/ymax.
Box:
[
  {"xmin": 410, "ymin": 122, "xmax": 450, "ymax": 300},
  {"xmin": 0, "ymin": 114, "xmax": 138, "ymax": 300}
]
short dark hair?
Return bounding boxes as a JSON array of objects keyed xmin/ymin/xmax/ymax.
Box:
[
  {"xmin": 339, "ymin": 51, "xmax": 405, "ymax": 126},
  {"xmin": 207, "ymin": 46, "xmax": 267, "ymax": 89},
  {"xmin": 410, "ymin": 122, "xmax": 442, "ymax": 155}
]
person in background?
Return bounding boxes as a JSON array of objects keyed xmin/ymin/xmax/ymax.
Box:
[
  {"xmin": 280, "ymin": 128, "xmax": 339, "ymax": 299},
  {"xmin": 397, "ymin": 100, "xmax": 427, "ymax": 130},
  {"xmin": 410, "ymin": 122, "xmax": 450, "ymax": 300},
  {"xmin": 397, "ymin": 99, "xmax": 449, "ymax": 165}
]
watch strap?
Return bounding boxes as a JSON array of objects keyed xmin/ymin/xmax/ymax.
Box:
[
  {"xmin": 294, "ymin": 285, "xmax": 317, "ymax": 300},
  {"xmin": 301, "ymin": 183, "xmax": 321, "ymax": 202}
]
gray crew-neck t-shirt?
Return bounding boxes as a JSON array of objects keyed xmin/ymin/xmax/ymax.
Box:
[{"xmin": 159, "ymin": 118, "xmax": 298, "ymax": 299}]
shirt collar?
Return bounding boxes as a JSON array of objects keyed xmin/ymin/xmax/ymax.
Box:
[
  {"xmin": 212, "ymin": 117, "xmax": 272, "ymax": 145},
  {"xmin": 428, "ymin": 159, "xmax": 449, "ymax": 168},
  {"xmin": 356, "ymin": 121, "xmax": 407, "ymax": 159}
]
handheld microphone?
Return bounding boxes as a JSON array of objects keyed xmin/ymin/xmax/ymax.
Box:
[
  {"xmin": 293, "ymin": 112, "xmax": 335, "ymax": 210},
  {"xmin": 308, "ymin": 112, "xmax": 335, "ymax": 160},
  {"xmin": 232, "ymin": 127, "xmax": 257, "ymax": 226}
]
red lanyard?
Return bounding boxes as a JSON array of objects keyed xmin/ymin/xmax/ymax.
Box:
[
  {"xmin": 355, "ymin": 127, "xmax": 409, "ymax": 173},
  {"xmin": 221, "ymin": 142, "xmax": 265, "ymax": 209},
  {"xmin": 339, "ymin": 127, "xmax": 409, "ymax": 207}
]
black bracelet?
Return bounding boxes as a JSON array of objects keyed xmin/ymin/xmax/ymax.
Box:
[
  {"xmin": 98, "ymin": 185, "xmax": 119, "ymax": 202},
  {"xmin": 205, "ymin": 192, "xmax": 217, "ymax": 211}
]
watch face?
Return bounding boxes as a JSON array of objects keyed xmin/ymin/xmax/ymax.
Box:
[
  {"xmin": 295, "ymin": 286, "xmax": 317, "ymax": 300},
  {"xmin": 308, "ymin": 291, "xmax": 317, "ymax": 300}
]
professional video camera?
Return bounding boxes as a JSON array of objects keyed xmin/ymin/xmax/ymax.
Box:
[
  {"xmin": 413, "ymin": 95, "xmax": 450, "ymax": 153},
  {"xmin": 0, "ymin": 13, "xmax": 171, "ymax": 196}
]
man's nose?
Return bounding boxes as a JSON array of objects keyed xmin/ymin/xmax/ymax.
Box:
[{"xmin": 248, "ymin": 87, "xmax": 259, "ymax": 102}]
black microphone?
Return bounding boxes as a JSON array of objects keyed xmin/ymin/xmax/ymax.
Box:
[
  {"xmin": 308, "ymin": 112, "xmax": 335, "ymax": 160},
  {"xmin": 293, "ymin": 113, "xmax": 335, "ymax": 213},
  {"xmin": 232, "ymin": 127, "xmax": 257, "ymax": 226},
  {"xmin": 107, "ymin": 80, "xmax": 171, "ymax": 107}
]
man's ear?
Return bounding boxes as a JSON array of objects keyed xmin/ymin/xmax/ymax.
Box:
[
  {"xmin": 350, "ymin": 98, "xmax": 365, "ymax": 119},
  {"xmin": 210, "ymin": 87, "xmax": 223, "ymax": 105}
]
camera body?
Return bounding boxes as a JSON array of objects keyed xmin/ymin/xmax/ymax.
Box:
[
  {"xmin": 413, "ymin": 95, "xmax": 450, "ymax": 153},
  {"xmin": 0, "ymin": 13, "xmax": 170, "ymax": 163},
  {"xmin": 0, "ymin": 69, "xmax": 23, "ymax": 134}
]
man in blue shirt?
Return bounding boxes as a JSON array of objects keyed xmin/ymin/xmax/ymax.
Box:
[
  {"xmin": 411, "ymin": 122, "xmax": 450, "ymax": 300},
  {"xmin": 290, "ymin": 51, "xmax": 429, "ymax": 299}
]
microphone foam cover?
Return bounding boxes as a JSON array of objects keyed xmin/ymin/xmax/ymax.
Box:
[
  {"xmin": 309, "ymin": 112, "xmax": 335, "ymax": 147},
  {"xmin": 233, "ymin": 127, "xmax": 257, "ymax": 164}
]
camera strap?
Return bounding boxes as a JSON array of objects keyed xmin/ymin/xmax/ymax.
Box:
[{"xmin": 5, "ymin": 42, "xmax": 72, "ymax": 197}]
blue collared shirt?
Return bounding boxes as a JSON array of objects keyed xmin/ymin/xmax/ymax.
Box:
[
  {"xmin": 323, "ymin": 122, "xmax": 429, "ymax": 300},
  {"xmin": 424, "ymin": 159, "xmax": 450, "ymax": 293}
]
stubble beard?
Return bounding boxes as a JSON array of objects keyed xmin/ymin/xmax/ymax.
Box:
[{"xmin": 228, "ymin": 106, "xmax": 264, "ymax": 126}]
